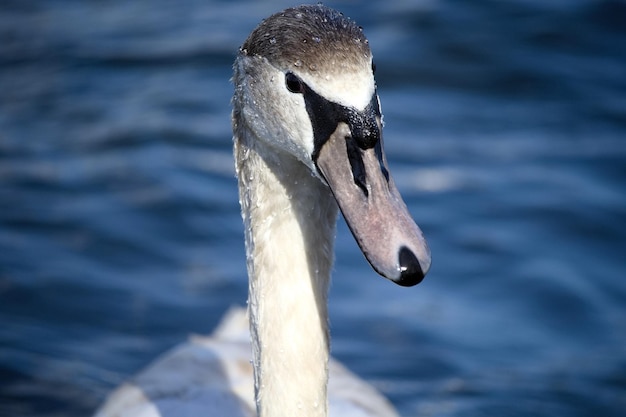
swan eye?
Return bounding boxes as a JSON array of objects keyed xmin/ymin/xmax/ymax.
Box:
[{"xmin": 285, "ymin": 72, "xmax": 305, "ymax": 94}]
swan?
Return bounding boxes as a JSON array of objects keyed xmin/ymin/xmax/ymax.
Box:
[{"xmin": 93, "ymin": 4, "xmax": 431, "ymax": 417}]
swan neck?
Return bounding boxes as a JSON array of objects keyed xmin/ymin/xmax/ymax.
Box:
[{"xmin": 235, "ymin": 128, "xmax": 338, "ymax": 417}]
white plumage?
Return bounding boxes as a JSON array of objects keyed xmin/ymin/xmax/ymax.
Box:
[
  {"xmin": 94, "ymin": 308, "xmax": 399, "ymax": 417},
  {"xmin": 94, "ymin": 5, "xmax": 430, "ymax": 417}
]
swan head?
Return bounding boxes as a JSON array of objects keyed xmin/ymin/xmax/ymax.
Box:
[{"xmin": 233, "ymin": 5, "xmax": 431, "ymax": 286}]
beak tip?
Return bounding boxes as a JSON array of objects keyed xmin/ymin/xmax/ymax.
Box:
[{"xmin": 393, "ymin": 246, "xmax": 429, "ymax": 287}]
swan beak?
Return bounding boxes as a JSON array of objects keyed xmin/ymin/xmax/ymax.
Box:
[{"xmin": 316, "ymin": 122, "xmax": 431, "ymax": 286}]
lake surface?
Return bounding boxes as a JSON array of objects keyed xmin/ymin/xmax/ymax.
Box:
[{"xmin": 1, "ymin": 1, "xmax": 625, "ymax": 416}]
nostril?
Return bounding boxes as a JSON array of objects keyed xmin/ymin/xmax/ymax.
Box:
[
  {"xmin": 345, "ymin": 136, "xmax": 368, "ymax": 196},
  {"xmin": 396, "ymin": 246, "xmax": 425, "ymax": 287}
]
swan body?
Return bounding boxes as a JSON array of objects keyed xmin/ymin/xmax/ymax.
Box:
[
  {"xmin": 94, "ymin": 5, "xmax": 430, "ymax": 417},
  {"xmin": 93, "ymin": 308, "xmax": 400, "ymax": 417}
]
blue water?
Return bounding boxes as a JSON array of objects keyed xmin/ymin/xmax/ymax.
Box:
[{"xmin": 1, "ymin": 1, "xmax": 625, "ymax": 416}]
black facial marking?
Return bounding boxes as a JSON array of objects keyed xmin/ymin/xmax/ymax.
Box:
[
  {"xmin": 300, "ymin": 80, "xmax": 381, "ymax": 158},
  {"xmin": 347, "ymin": 98, "xmax": 380, "ymax": 150},
  {"xmin": 296, "ymin": 77, "xmax": 385, "ymax": 195}
]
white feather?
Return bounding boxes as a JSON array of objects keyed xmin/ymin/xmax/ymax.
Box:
[{"xmin": 93, "ymin": 308, "xmax": 398, "ymax": 417}]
